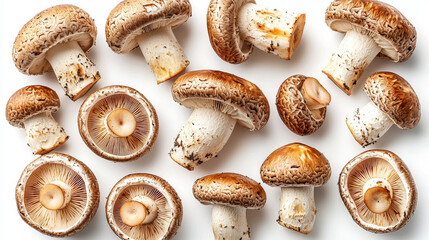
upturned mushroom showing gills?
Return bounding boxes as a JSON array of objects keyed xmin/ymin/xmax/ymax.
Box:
[
  {"xmin": 12, "ymin": 5, "xmax": 101, "ymax": 101},
  {"xmin": 260, "ymin": 143, "xmax": 331, "ymax": 234},
  {"xmin": 6, "ymin": 85, "xmax": 68, "ymax": 155},
  {"xmin": 193, "ymin": 173, "xmax": 266, "ymax": 240},
  {"xmin": 276, "ymin": 75, "xmax": 331, "ymax": 136},
  {"xmin": 78, "ymin": 85, "xmax": 159, "ymax": 161},
  {"xmin": 322, "ymin": 0, "xmax": 416, "ymax": 95},
  {"xmin": 339, "ymin": 150, "xmax": 417, "ymax": 233},
  {"xmin": 207, "ymin": 0, "xmax": 305, "ymax": 63},
  {"xmin": 170, "ymin": 70, "xmax": 270, "ymax": 170},
  {"xmin": 106, "ymin": 173, "xmax": 183, "ymax": 240},
  {"xmin": 106, "ymin": 0, "xmax": 192, "ymax": 84},
  {"xmin": 346, "ymin": 72, "xmax": 420, "ymax": 147},
  {"xmin": 16, "ymin": 153, "xmax": 100, "ymax": 237}
]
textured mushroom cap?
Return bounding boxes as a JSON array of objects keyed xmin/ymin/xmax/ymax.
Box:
[
  {"xmin": 6, "ymin": 85, "xmax": 60, "ymax": 128},
  {"xmin": 12, "ymin": 4, "xmax": 97, "ymax": 75},
  {"xmin": 364, "ymin": 72, "xmax": 420, "ymax": 129},
  {"xmin": 276, "ymin": 75, "xmax": 327, "ymax": 136},
  {"xmin": 207, "ymin": 0, "xmax": 255, "ymax": 63},
  {"xmin": 339, "ymin": 150, "xmax": 417, "ymax": 233},
  {"xmin": 106, "ymin": 0, "xmax": 192, "ymax": 53},
  {"xmin": 325, "ymin": 0, "xmax": 416, "ymax": 62},
  {"xmin": 172, "ymin": 70, "xmax": 270, "ymax": 131},
  {"xmin": 15, "ymin": 153, "xmax": 100, "ymax": 237},
  {"xmin": 193, "ymin": 173, "xmax": 266, "ymax": 209},
  {"xmin": 261, "ymin": 143, "xmax": 331, "ymax": 187}
]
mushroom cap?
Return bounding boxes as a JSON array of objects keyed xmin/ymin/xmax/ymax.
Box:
[
  {"xmin": 193, "ymin": 173, "xmax": 266, "ymax": 209},
  {"xmin": 338, "ymin": 150, "xmax": 417, "ymax": 233},
  {"xmin": 12, "ymin": 4, "xmax": 97, "ymax": 75},
  {"xmin": 172, "ymin": 70, "xmax": 270, "ymax": 131},
  {"xmin": 106, "ymin": 173, "xmax": 183, "ymax": 240},
  {"xmin": 276, "ymin": 75, "xmax": 327, "ymax": 136},
  {"xmin": 78, "ymin": 85, "xmax": 159, "ymax": 161},
  {"xmin": 261, "ymin": 143, "xmax": 331, "ymax": 187},
  {"xmin": 207, "ymin": 0, "xmax": 255, "ymax": 63},
  {"xmin": 15, "ymin": 153, "xmax": 100, "ymax": 237},
  {"xmin": 364, "ymin": 72, "xmax": 420, "ymax": 130},
  {"xmin": 325, "ymin": 0, "xmax": 416, "ymax": 62},
  {"xmin": 106, "ymin": 0, "xmax": 192, "ymax": 53},
  {"xmin": 6, "ymin": 85, "xmax": 60, "ymax": 128}
]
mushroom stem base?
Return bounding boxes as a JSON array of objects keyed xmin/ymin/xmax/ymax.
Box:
[{"xmin": 212, "ymin": 205, "xmax": 249, "ymax": 240}]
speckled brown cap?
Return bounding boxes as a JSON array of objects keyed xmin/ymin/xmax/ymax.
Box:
[
  {"xmin": 261, "ymin": 143, "xmax": 331, "ymax": 187},
  {"xmin": 12, "ymin": 4, "xmax": 97, "ymax": 75},
  {"xmin": 325, "ymin": 0, "xmax": 416, "ymax": 62},
  {"xmin": 364, "ymin": 72, "xmax": 420, "ymax": 129}
]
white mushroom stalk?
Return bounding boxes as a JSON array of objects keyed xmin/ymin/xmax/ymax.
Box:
[
  {"xmin": 39, "ymin": 181, "xmax": 72, "ymax": 210},
  {"xmin": 300, "ymin": 78, "xmax": 331, "ymax": 111},
  {"xmin": 105, "ymin": 108, "xmax": 137, "ymax": 137},
  {"xmin": 212, "ymin": 205, "xmax": 249, "ymax": 240},
  {"xmin": 120, "ymin": 196, "xmax": 158, "ymax": 227},
  {"xmin": 363, "ymin": 178, "xmax": 393, "ymax": 214}
]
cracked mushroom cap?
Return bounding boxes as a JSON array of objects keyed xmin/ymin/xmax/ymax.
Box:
[
  {"xmin": 325, "ymin": 0, "xmax": 417, "ymax": 62},
  {"xmin": 106, "ymin": 173, "xmax": 183, "ymax": 240},
  {"xmin": 12, "ymin": 4, "xmax": 97, "ymax": 75},
  {"xmin": 172, "ymin": 70, "xmax": 270, "ymax": 131},
  {"xmin": 15, "ymin": 153, "xmax": 99, "ymax": 237},
  {"xmin": 193, "ymin": 173, "xmax": 266, "ymax": 209},
  {"xmin": 261, "ymin": 143, "xmax": 331, "ymax": 187},
  {"xmin": 339, "ymin": 150, "xmax": 417, "ymax": 233},
  {"xmin": 106, "ymin": 0, "xmax": 192, "ymax": 53}
]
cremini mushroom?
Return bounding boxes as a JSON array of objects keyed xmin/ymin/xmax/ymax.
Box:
[
  {"xmin": 106, "ymin": 173, "xmax": 183, "ymax": 240},
  {"xmin": 12, "ymin": 4, "xmax": 100, "ymax": 101},
  {"xmin": 276, "ymin": 75, "xmax": 331, "ymax": 136},
  {"xmin": 322, "ymin": 0, "xmax": 417, "ymax": 95},
  {"xmin": 78, "ymin": 85, "xmax": 159, "ymax": 161},
  {"xmin": 193, "ymin": 173, "xmax": 266, "ymax": 240},
  {"xmin": 170, "ymin": 70, "xmax": 270, "ymax": 170},
  {"xmin": 106, "ymin": 0, "xmax": 192, "ymax": 84},
  {"xmin": 207, "ymin": 0, "xmax": 305, "ymax": 63},
  {"xmin": 339, "ymin": 150, "xmax": 417, "ymax": 233},
  {"xmin": 346, "ymin": 72, "xmax": 420, "ymax": 147},
  {"xmin": 260, "ymin": 143, "xmax": 331, "ymax": 234},
  {"xmin": 6, "ymin": 85, "xmax": 68, "ymax": 155},
  {"xmin": 16, "ymin": 153, "xmax": 100, "ymax": 237}
]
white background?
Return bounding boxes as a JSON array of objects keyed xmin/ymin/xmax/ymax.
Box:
[{"xmin": 0, "ymin": 0, "xmax": 428, "ymax": 239}]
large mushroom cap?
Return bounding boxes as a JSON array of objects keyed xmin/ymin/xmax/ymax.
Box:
[
  {"xmin": 172, "ymin": 70, "xmax": 270, "ymax": 131},
  {"xmin": 261, "ymin": 143, "xmax": 331, "ymax": 187},
  {"xmin": 325, "ymin": 0, "xmax": 416, "ymax": 62},
  {"xmin": 106, "ymin": 0, "xmax": 192, "ymax": 53},
  {"xmin": 339, "ymin": 150, "xmax": 417, "ymax": 233},
  {"xmin": 15, "ymin": 153, "xmax": 99, "ymax": 237},
  {"xmin": 6, "ymin": 85, "xmax": 60, "ymax": 128},
  {"xmin": 364, "ymin": 72, "xmax": 420, "ymax": 130},
  {"xmin": 12, "ymin": 4, "xmax": 97, "ymax": 75},
  {"xmin": 106, "ymin": 173, "xmax": 183, "ymax": 240}
]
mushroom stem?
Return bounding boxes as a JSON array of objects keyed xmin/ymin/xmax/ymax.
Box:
[
  {"xmin": 105, "ymin": 108, "xmax": 137, "ymax": 137},
  {"xmin": 278, "ymin": 186, "xmax": 316, "ymax": 234},
  {"xmin": 45, "ymin": 41, "xmax": 100, "ymax": 101},
  {"xmin": 170, "ymin": 107, "xmax": 237, "ymax": 170},
  {"xmin": 23, "ymin": 112, "xmax": 68, "ymax": 155},
  {"xmin": 346, "ymin": 101, "xmax": 394, "ymax": 147},
  {"xmin": 137, "ymin": 26, "xmax": 189, "ymax": 84},
  {"xmin": 300, "ymin": 78, "xmax": 331, "ymax": 110},
  {"xmin": 212, "ymin": 205, "xmax": 249, "ymax": 240},
  {"xmin": 323, "ymin": 30, "xmax": 381, "ymax": 95},
  {"xmin": 237, "ymin": 3, "xmax": 305, "ymax": 60},
  {"xmin": 39, "ymin": 181, "xmax": 71, "ymax": 210},
  {"xmin": 120, "ymin": 196, "xmax": 159, "ymax": 227},
  {"xmin": 363, "ymin": 178, "xmax": 393, "ymax": 214}
]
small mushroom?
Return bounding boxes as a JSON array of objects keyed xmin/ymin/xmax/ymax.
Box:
[
  {"xmin": 339, "ymin": 150, "xmax": 417, "ymax": 233},
  {"xmin": 207, "ymin": 0, "xmax": 305, "ymax": 63},
  {"xmin": 346, "ymin": 72, "xmax": 420, "ymax": 147},
  {"xmin": 6, "ymin": 85, "xmax": 68, "ymax": 155},
  {"xmin": 106, "ymin": 173, "xmax": 183, "ymax": 240},
  {"xmin": 260, "ymin": 143, "xmax": 331, "ymax": 234},
  {"xmin": 170, "ymin": 70, "xmax": 270, "ymax": 170},
  {"xmin": 12, "ymin": 5, "xmax": 101, "ymax": 101},
  {"xmin": 276, "ymin": 75, "xmax": 331, "ymax": 135},
  {"xmin": 193, "ymin": 173, "xmax": 266, "ymax": 240},
  {"xmin": 16, "ymin": 153, "xmax": 100, "ymax": 237},
  {"xmin": 78, "ymin": 85, "xmax": 159, "ymax": 161},
  {"xmin": 106, "ymin": 0, "xmax": 192, "ymax": 84}
]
